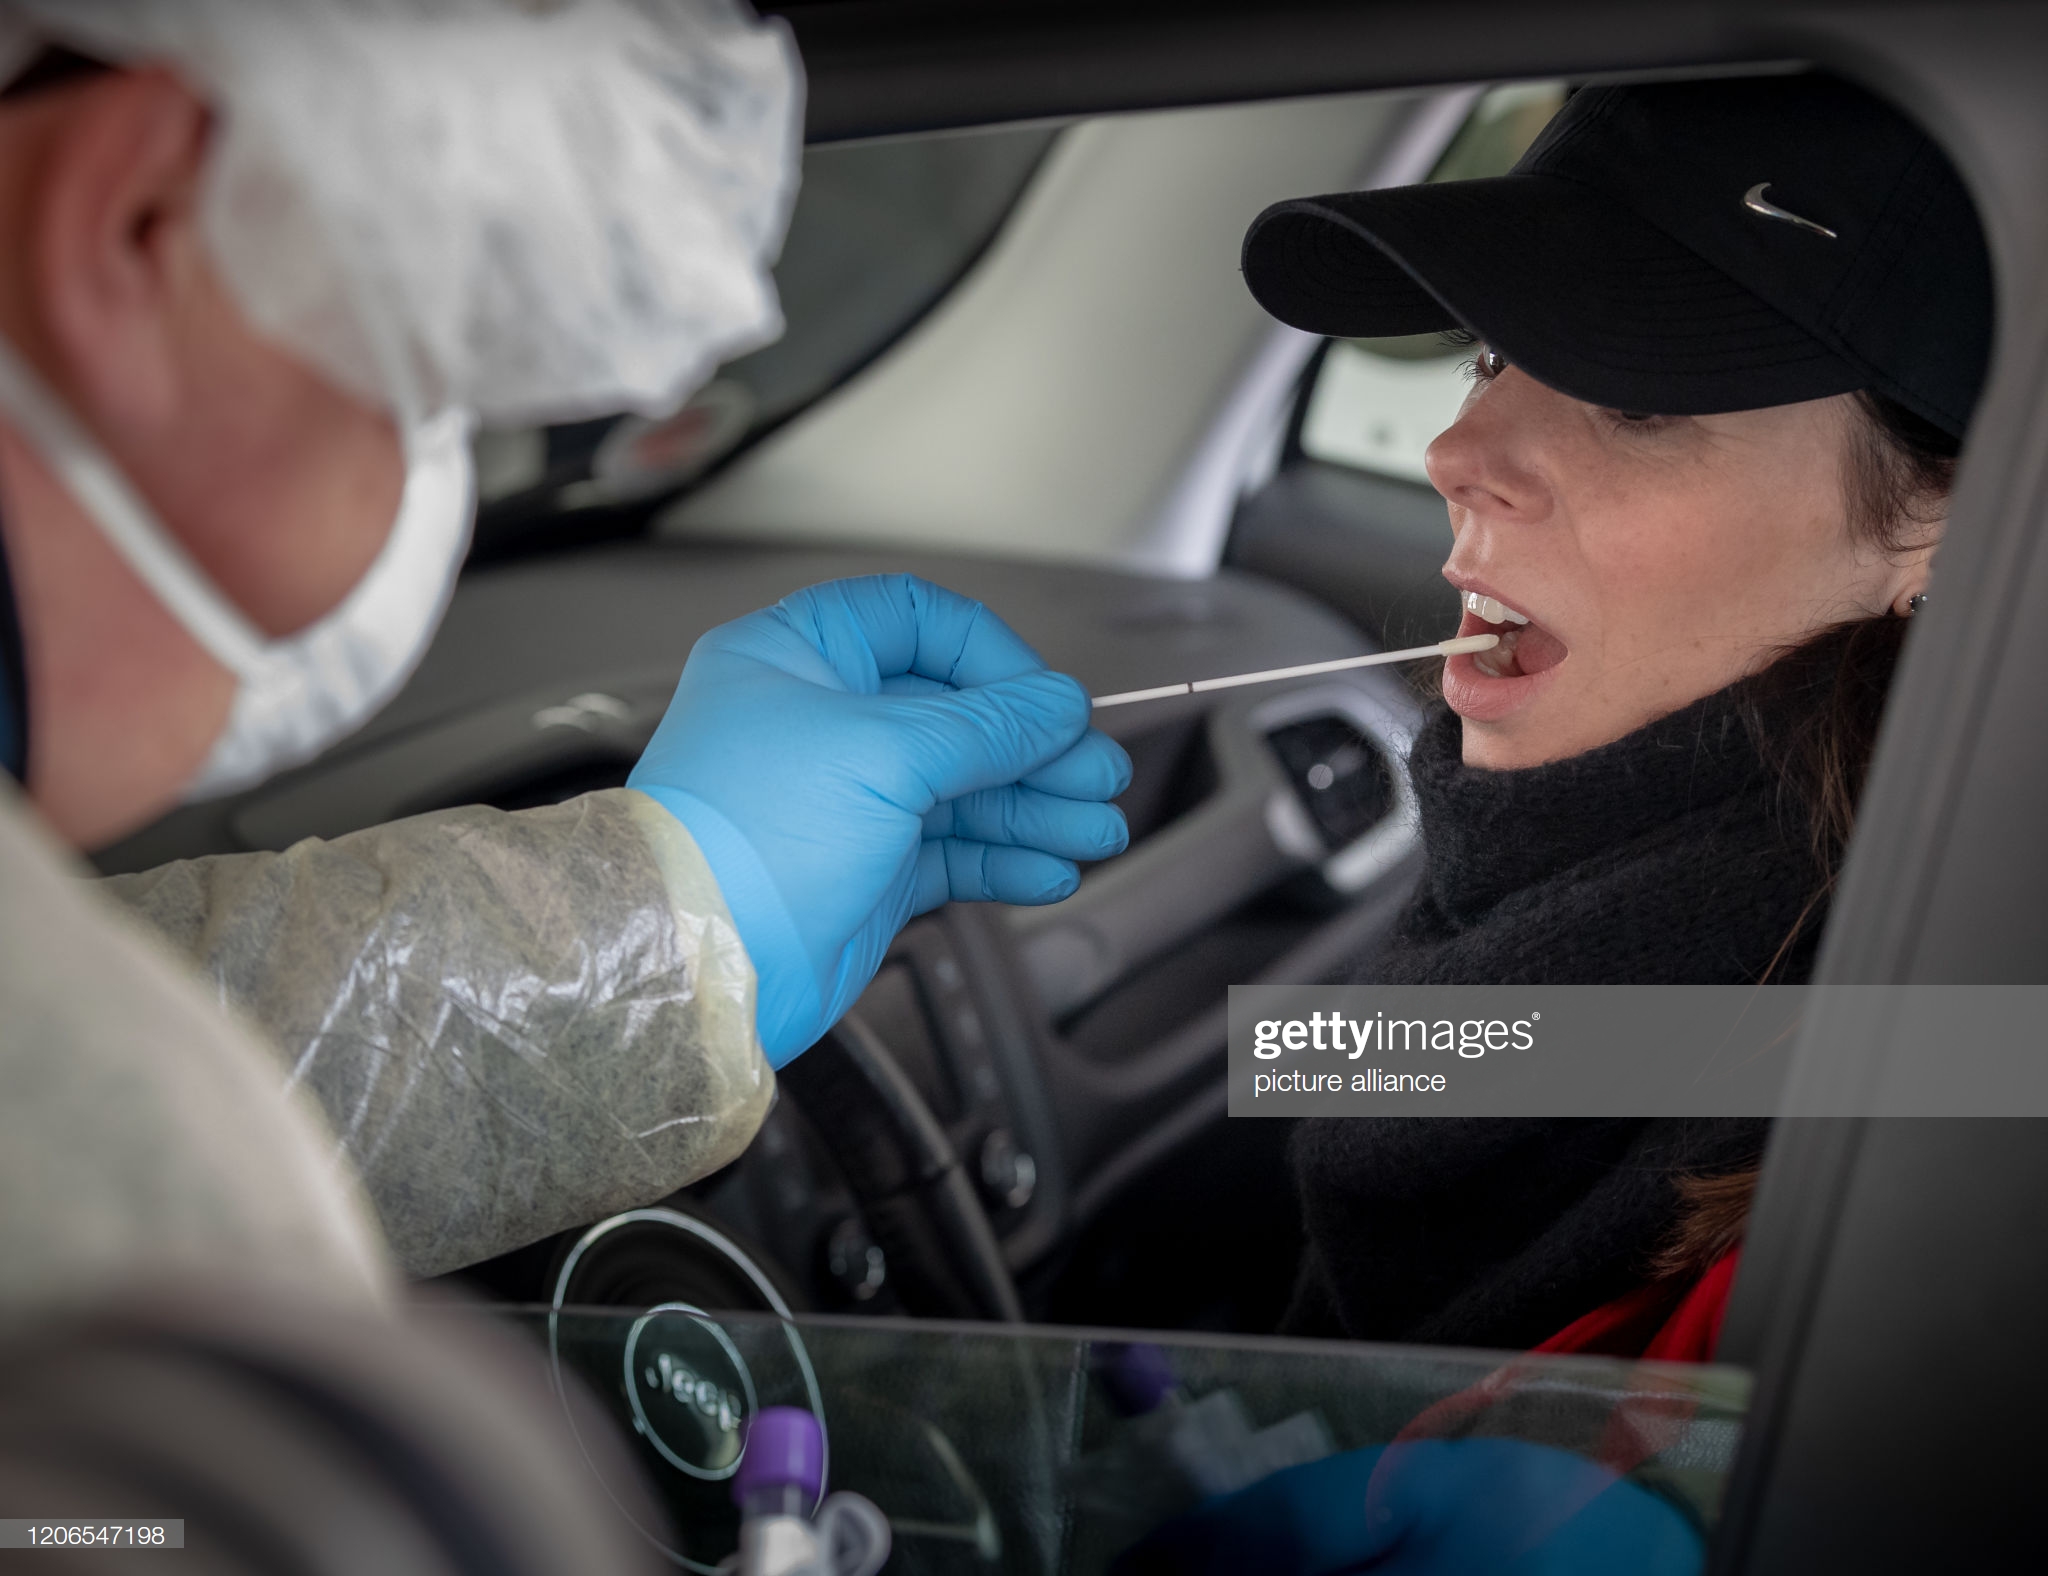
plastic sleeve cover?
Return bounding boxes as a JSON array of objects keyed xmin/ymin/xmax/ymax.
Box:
[{"xmin": 98, "ymin": 788, "xmax": 774, "ymax": 1278}]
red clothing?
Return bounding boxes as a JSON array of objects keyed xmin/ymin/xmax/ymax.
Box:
[
  {"xmin": 1534, "ymin": 1248, "xmax": 1743, "ymax": 1363},
  {"xmin": 1391, "ymin": 1249, "xmax": 1744, "ymax": 1479}
]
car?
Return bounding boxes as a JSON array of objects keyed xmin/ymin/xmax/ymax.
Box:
[{"xmin": 93, "ymin": 3, "xmax": 2048, "ymax": 1571}]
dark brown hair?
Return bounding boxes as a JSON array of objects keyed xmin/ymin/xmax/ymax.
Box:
[
  {"xmin": 1842, "ymin": 389, "xmax": 1961, "ymax": 554},
  {"xmin": 1737, "ymin": 390, "xmax": 1960, "ymax": 976},
  {"xmin": 1653, "ymin": 1169, "xmax": 1760, "ymax": 1280},
  {"xmin": 1662, "ymin": 389, "xmax": 1960, "ymax": 1281}
]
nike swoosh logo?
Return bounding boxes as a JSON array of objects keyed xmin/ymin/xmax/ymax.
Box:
[{"xmin": 1743, "ymin": 182, "xmax": 1838, "ymax": 240}]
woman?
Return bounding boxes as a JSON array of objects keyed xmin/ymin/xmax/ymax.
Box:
[
  {"xmin": 1241, "ymin": 68, "xmax": 1988, "ymax": 1363},
  {"xmin": 1280, "ymin": 378, "xmax": 1959, "ymax": 1359},
  {"xmin": 1115, "ymin": 70, "xmax": 1988, "ymax": 1575}
]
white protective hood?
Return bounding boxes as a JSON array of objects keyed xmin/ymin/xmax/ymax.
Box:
[{"xmin": 0, "ymin": 0, "xmax": 804, "ymax": 428}]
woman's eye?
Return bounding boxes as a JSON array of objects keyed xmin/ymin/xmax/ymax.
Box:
[
  {"xmin": 1602, "ymin": 408, "xmax": 1671, "ymax": 430},
  {"xmin": 1462, "ymin": 344, "xmax": 1507, "ymax": 386}
]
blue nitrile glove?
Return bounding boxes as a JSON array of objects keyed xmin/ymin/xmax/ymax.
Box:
[
  {"xmin": 629, "ymin": 575, "xmax": 1131, "ymax": 1067},
  {"xmin": 1112, "ymin": 1438, "xmax": 1703, "ymax": 1576}
]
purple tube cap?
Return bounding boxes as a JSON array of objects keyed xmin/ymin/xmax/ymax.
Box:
[
  {"xmin": 1098, "ymin": 1342, "xmax": 1179, "ymax": 1417},
  {"xmin": 734, "ymin": 1407, "xmax": 824, "ymax": 1503}
]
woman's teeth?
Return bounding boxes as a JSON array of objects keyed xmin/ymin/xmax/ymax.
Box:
[
  {"xmin": 1464, "ymin": 591, "xmax": 1530, "ymax": 626},
  {"xmin": 1457, "ymin": 588, "xmax": 1561, "ymax": 679},
  {"xmin": 1472, "ymin": 627, "xmax": 1524, "ymax": 677}
]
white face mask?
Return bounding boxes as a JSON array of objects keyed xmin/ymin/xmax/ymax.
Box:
[
  {"xmin": 188, "ymin": 410, "xmax": 475, "ymax": 799},
  {"xmin": 0, "ymin": 334, "xmax": 476, "ymax": 801}
]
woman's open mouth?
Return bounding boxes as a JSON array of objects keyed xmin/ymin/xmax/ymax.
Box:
[
  {"xmin": 1442, "ymin": 588, "xmax": 1569, "ymax": 724},
  {"xmin": 1459, "ymin": 591, "xmax": 1569, "ymax": 679}
]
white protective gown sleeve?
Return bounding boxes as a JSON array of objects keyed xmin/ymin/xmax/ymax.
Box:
[
  {"xmin": 99, "ymin": 788, "xmax": 774, "ymax": 1279},
  {"xmin": 0, "ymin": 784, "xmax": 390, "ymax": 1316}
]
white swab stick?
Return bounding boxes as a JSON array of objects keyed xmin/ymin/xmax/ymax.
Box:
[
  {"xmin": 1190, "ymin": 633, "xmax": 1500, "ymax": 693},
  {"xmin": 1091, "ymin": 633, "xmax": 1500, "ymax": 709},
  {"xmin": 1086, "ymin": 681, "xmax": 1195, "ymax": 707}
]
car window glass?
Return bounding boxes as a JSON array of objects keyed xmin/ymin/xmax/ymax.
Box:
[
  {"xmin": 1295, "ymin": 83, "xmax": 1565, "ymax": 485},
  {"xmin": 469, "ymin": 124, "xmax": 1058, "ymax": 545},
  {"xmin": 527, "ymin": 1304, "xmax": 1749, "ymax": 1574}
]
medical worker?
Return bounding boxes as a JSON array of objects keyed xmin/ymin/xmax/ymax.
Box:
[{"xmin": 0, "ymin": 1, "xmax": 1129, "ymax": 1309}]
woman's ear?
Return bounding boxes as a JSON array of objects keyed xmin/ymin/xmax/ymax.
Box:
[{"xmin": 29, "ymin": 67, "xmax": 212, "ymax": 443}]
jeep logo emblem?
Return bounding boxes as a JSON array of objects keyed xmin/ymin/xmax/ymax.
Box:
[
  {"xmin": 622, "ymin": 1305, "xmax": 758, "ymax": 1480},
  {"xmin": 646, "ymin": 1349, "xmax": 745, "ymax": 1433}
]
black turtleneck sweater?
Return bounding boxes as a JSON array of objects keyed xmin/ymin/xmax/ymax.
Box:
[{"xmin": 1285, "ymin": 670, "xmax": 1836, "ymax": 1350}]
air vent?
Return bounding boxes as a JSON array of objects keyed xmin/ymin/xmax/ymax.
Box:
[{"xmin": 1266, "ymin": 714, "xmax": 1395, "ymax": 848}]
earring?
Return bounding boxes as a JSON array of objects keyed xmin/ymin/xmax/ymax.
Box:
[{"xmin": 1907, "ymin": 593, "xmax": 1929, "ymax": 614}]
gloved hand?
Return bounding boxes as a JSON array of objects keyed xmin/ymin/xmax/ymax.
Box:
[
  {"xmin": 1112, "ymin": 1438, "xmax": 1703, "ymax": 1576},
  {"xmin": 629, "ymin": 575, "xmax": 1130, "ymax": 1067}
]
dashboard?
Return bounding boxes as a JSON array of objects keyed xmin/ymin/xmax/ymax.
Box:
[{"xmin": 96, "ymin": 541, "xmax": 1427, "ymax": 1326}]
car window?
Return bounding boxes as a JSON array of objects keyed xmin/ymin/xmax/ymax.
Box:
[
  {"xmin": 1295, "ymin": 83, "xmax": 1565, "ymax": 486},
  {"xmin": 523, "ymin": 1303, "xmax": 1748, "ymax": 1575},
  {"xmin": 469, "ymin": 124, "xmax": 1057, "ymax": 551},
  {"xmin": 657, "ymin": 90, "xmax": 1426, "ymax": 571}
]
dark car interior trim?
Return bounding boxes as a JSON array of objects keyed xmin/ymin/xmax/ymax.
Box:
[{"xmin": 764, "ymin": 0, "xmax": 1798, "ymax": 144}]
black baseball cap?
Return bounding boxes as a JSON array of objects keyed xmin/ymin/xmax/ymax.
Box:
[{"xmin": 1241, "ymin": 73, "xmax": 1993, "ymax": 437}]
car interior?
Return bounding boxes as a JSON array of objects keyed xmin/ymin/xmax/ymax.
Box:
[
  {"xmin": 99, "ymin": 78, "xmax": 1519, "ymax": 1339},
  {"xmin": 88, "ymin": 4, "xmax": 2048, "ymax": 1572}
]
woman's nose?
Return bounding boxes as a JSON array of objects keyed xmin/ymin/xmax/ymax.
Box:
[{"xmin": 1423, "ymin": 370, "xmax": 1554, "ymax": 526}]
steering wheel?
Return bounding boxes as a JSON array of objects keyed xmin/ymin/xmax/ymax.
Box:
[{"xmin": 779, "ymin": 1013, "xmax": 1024, "ymax": 1323}]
